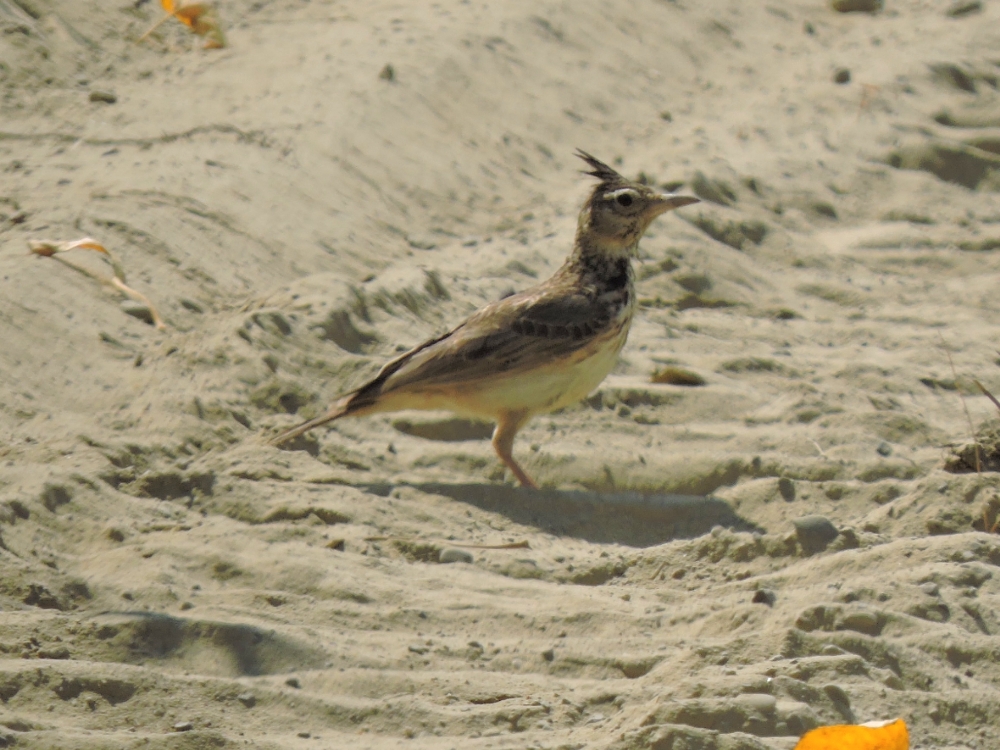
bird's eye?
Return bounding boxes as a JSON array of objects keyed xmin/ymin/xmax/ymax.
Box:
[{"xmin": 616, "ymin": 193, "xmax": 634, "ymax": 207}]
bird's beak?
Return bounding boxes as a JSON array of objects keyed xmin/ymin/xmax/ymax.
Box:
[{"xmin": 649, "ymin": 193, "xmax": 700, "ymax": 216}]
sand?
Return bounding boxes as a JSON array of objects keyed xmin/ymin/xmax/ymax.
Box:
[{"xmin": 2, "ymin": 0, "xmax": 1000, "ymax": 747}]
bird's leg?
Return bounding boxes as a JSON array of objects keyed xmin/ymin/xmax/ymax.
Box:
[{"xmin": 491, "ymin": 411, "xmax": 537, "ymax": 489}]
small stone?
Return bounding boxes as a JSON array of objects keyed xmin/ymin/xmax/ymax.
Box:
[
  {"xmin": 173, "ymin": 721, "xmax": 193, "ymax": 732},
  {"xmin": 408, "ymin": 644, "xmax": 429, "ymax": 655},
  {"xmin": 180, "ymin": 298, "xmax": 204, "ymax": 313},
  {"xmin": 737, "ymin": 693, "xmax": 776, "ymax": 713},
  {"xmin": 179, "ymin": 601, "xmax": 194, "ymax": 611},
  {"xmin": 120, "ymin": 300, "xmax": 155, "ymax": 325},
  {"xmin": 237, "ymin": 692, "xmax": 256, "ymax": 708},
  {"xmin": 830, "ymin": 0, "xmax": 882, "ymax": 12},
  {"xmin": 838, "ymin": 609, "xmax": 881, "ymax": 635},
  {"xmin": 834, "ymin": 68, "xmax": 851, "ymax": 84},
  {"xmin": 285, "ymin": 677, "xmax": 301, "ymax": 689},
  {"xmin": 947, "ymin": 0, "xmax": 982, "ymax": 17},
  {"xmin": 89, "ymin": 90, "xmax": 117, "ymax": 104},
  {"xmin": 379, "ymin": 63, "xmax": 395, "ymax": 81},
  {"xmin": 542, "ymin": 648, "xmax": 555, "ymax": 662},
  {"xmin": 405, "ymin": 233, "xmax": 437, "ymax": 250},
  {"xmin": 883, "ymin": 673, "xmax": 904, "ymax": 690},
  {"xmin": 793, "ymin": 515, "xmax": 839, "ymax": 555},
  {"xmin": 439, "ymin": 548, "xmax": 474, "ymax": 564},
  {"xmin": 297, "ymin": 732, "xmax": 311, "ymax": 738},
  {"xmin": 752, "ymin": 589, "xmax": 776, "ymax": 606},
  {"xmin": 822, "ymin": 644, "xmax": 846, "ymax": 656},
  {"xmin": 876, "ymin": 441, "xmax": 893, "ymax": 457},
  {"xmin": 919, "ymin": 582, "xmax": 940, "ymax": 597},
  {"xmin": 823, "ymin": 684, "xmax": 852, "ymax": 713},
  {"xmin": 326, "ymin": 538, "xmax": 346, "ymax": 551}
]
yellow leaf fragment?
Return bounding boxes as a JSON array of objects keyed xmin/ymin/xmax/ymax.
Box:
[
  {"xmin": 794, "ymin": 719, "xmax": 908, "ymax": 750},
  {"xmin": 142, "ymin": 1, "xmax": 226, "ymax": 49}
]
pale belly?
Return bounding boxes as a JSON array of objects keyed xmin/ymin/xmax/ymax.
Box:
[{"xmin": 389, "ymin": 322, "xmax": 631, "ymax": 421}]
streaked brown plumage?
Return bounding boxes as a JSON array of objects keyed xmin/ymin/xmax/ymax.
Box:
[{"xmin": 273, "ymin": 150, "xmax": 698, "ymax": 487}]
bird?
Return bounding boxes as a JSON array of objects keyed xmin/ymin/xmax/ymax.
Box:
[{"xmin": 272, "ymin": 150, "xmax": 698, "ymax": 488}]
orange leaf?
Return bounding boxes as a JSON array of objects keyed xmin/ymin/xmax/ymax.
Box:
[
  {"xmin": 794, "ymin": 719, "xmax": 908, "ymax": 750},
  {"xmin": 145, "ymin": 1, "xmax": 225, "ymax": 49},
  {"xmin": 173, "ymin": 4, "xmax": 207, "ymax": 28}
]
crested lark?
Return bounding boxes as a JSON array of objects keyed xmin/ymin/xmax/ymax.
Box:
[{"xmin": 273, "ymin": 150, "xmax": 698, "ymax": 487}]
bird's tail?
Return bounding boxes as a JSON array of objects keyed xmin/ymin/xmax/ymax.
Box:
[{"xmin": 271, "ymin": 397, "xmax": 351, "ymax": 446}]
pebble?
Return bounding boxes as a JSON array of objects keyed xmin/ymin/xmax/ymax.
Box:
[
  {"xmin": 834, "ymin": 68, "xmax": 851, "ymax": 84},
  {"xmin": 839, "ymin": 609, "xmax": 881, "ymax": 635},
  {"xmin": 173, "ymin": 721, "xmax": 193, "ymax": 732},
  {"xmin": 285, "ymin": 677, "xmax": 301, "ymax": 689},
  {"xmin": 920, "ymin": 582, "xmax": 940, "ymax": 597},
  {"xmin": 89, "ymin": 90, "xmax": 117, "ymax": 104},
  {"xmin": 542, "ymin": 648, "xmax": 555, "ymax": 662},
  {"xmin": 408, "ymin": 644, "xmax": 429, "ymax": 655},
  {"xmin": 439, "ymin": 548, "xmax": 474, "ymax": 564},
  {"xmin": 736, "ymin": 693, "xmax": 776, "ymax": 714},
  {"xmin": 823, "ymin": 684, "xmax": 852, "ymax": 712},
  {"xmin": 120, "ymin": 300, "xmax": 155, "ymax": 325},
  {"xmin": 752, "ymin": 589, "xmax": 776, "ymax": 606},
  {"xmin": 237, "ymin": 692, "xmax": 256, "ymax": 708},
  {"xmin": 406, "ymin": 233, "xmax": 436, "ymax": 250},
  {"xmin": 831, "ymin": 0, "xmax": 882, "ymax": 12},
  {"xmin": 793, "ymin": 515, "xmax": 839, "ymax": 555},
  {"xmin": 946, "ymin": 0, "xmax": 982, "ymax": 17}
]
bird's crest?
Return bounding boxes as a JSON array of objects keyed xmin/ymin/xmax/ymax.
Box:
[{"xmin": 575, "ymin": 149, "xmax": 627, "ymax": 187}]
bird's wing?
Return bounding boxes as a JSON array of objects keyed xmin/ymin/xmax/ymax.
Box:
[{"xmin": 345, "ymin": 282, "xmax": 622, "ymax": 408}]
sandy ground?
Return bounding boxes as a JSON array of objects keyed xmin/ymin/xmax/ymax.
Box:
[{"xmin": 3, "ymin": 0, "xmax": 1000, "ymax": 747}]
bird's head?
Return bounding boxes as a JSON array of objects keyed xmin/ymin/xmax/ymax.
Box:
[{"xmin": 575, "ymin": 149, "xmax": 698, "ymax": 257}]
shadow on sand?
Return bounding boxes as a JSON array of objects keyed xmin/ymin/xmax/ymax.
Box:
[
  {"xmin": 93, "ymin": 611, "xmax": 325, "ymax": 676},
  {"xmin": 362, "ymin": 482, "xmax": 763, "ymax": 548}
]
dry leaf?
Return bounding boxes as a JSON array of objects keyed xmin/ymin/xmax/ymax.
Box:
[
  {"xmin": 140, "ymin": 0, "xmax": 225, "ymax": 49},
  {"xmin": 794, "ymin": 719, "xmax": 908, "ymax": 750},
  {"xmin": 28, "ymin": 238, "xmax": 167, "ymax": 331}
]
